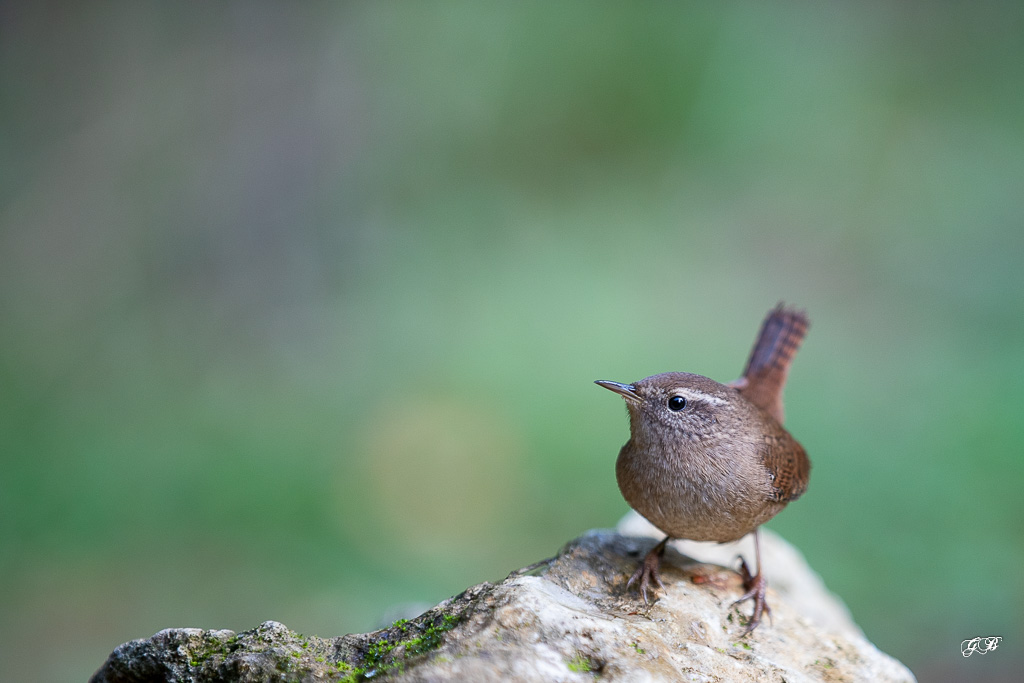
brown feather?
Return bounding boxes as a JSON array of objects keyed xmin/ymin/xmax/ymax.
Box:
[
  {"xmin": 759, "ymin": 421, "xmax": 811, "ymax": 502},
  {"xmin": 738, "ymin": 304, "xmax": 809, "ymax": 424}
]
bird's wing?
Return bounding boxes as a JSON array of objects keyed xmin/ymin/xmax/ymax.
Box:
[
  {"xmin": 761, "ymin": 429, "xmax": 811, "ymax": 503},
  {"xmin": 736, "ymin": 304, "xmax": 809, "ymax": 425}
]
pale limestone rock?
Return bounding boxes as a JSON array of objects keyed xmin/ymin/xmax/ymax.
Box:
[
  {"xmin": 617, "ymin": 510, "xmax": 862, "ymax": 640},
  {"xmin": 91, "ymin": 524, "xmax": 915, "ymax": 683}
]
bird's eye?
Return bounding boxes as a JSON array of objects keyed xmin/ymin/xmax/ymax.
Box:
[{"xmin": 668, "ymin": 396, "xmax": 687, "ymax": 411}]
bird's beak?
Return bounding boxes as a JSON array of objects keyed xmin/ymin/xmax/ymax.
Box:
[{"xmin": 595, "ymin": 380, "xmax": 641, "ymax": 403}]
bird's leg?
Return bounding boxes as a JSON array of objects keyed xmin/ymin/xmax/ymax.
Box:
[
  {"xmin": 732, "ymin": 529, "xmax": 771, "ymax": 636},
  {"xmin": 627, "ymin": 536, "xmax": 669, "ymax": 603}
]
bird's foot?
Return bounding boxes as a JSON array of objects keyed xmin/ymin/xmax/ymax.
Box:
[
  {"xmin": 732, "ymin": 556, "xmax": 771, "ymax": 636},
  {"xmin": 626, "ymin": 537, "xmax": 669, "ymax": 604}
]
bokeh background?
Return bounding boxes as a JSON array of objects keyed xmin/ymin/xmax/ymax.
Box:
[{"xmin": 2, "ymin": 2, "xmax": 1022, "ymax": 681}]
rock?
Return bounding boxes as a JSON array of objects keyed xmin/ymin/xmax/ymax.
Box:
[
  {"xmin": 616, "ymin": 511, "xmax": 864, "ymax": 641},
  {"xmin": 91, "ymin": 522, "xmax": 916, "ymax": 682}
]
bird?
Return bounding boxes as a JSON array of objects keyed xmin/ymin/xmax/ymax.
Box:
[{"xmin": 596, "ymin": 304, "xmax": 810, "ymax": 635}]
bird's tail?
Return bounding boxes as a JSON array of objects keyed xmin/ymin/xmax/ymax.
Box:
[{"xmin": 737, "ymin": 304, "xmax": 809, "ymax": 424}]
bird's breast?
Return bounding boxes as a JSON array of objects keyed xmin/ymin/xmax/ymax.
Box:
[{"xmin": 614, "ymin": 439, "xmax": 781, "ymax": 542}]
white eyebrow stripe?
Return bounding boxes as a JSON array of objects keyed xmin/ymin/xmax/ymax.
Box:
[{"xmin": 671, "ymin": 389, "xmax": 728, "ymax": 406}]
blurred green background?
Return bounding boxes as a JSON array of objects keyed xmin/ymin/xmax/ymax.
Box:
[{"xmin": 2, "ymin": 2, "xmax": 1022, "ymax": 681}]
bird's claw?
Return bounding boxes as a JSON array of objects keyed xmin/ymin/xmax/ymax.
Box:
[
  {"xmin": 627, "ymin": 538, "xmax": 669, "ymax": 604},
  {"xmin": 732, "ymin": 559, "xmax": 772, "ymax": 636}
]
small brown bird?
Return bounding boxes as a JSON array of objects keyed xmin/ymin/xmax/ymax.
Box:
[{"xmin": 596, "ymin": 304, "xmax": 810, "ymax": 635}]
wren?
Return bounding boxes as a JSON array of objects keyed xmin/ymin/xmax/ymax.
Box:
[{"xmin": 596, "ymin": 304, "xmax": 810, "ymax": 635}]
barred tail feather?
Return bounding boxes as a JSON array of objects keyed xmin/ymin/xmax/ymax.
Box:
[{"xmin": 738, "ymin": 303, "xmax": 809, "ymax": 424}]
